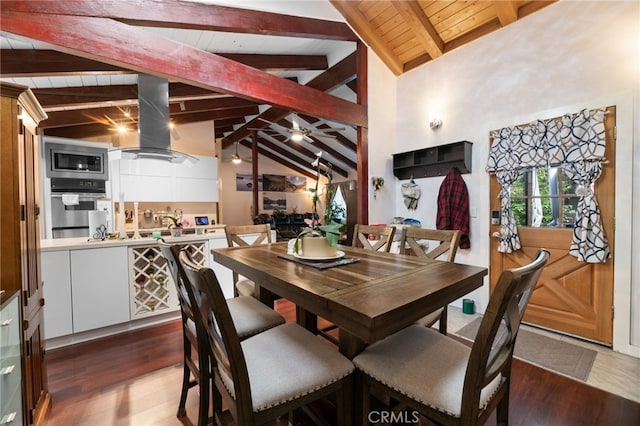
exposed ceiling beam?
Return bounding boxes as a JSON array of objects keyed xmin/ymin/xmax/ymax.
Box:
[
  {"xmin": 0, "ymin": 49, "xmax": 328, "ymax": 77},
  {"xmin": 1, "ymin": 0, "xmax": 358, "ymax": 41},
  {"xmin": 1, "ymin": 10, "xmax": 367, "ymax": 128},
  {"xmin": 238, "ymin": 140, "xmax": 319, "ymax": 180},
  {"xmin": 40, "ymin": 104, "xmax": 260, "ymax": 129},
  {"xmin": 272, "ymin": 118, "xmax": 356, "ymax": 170},
  {"xmin": 221, "ymin": 52, "xmax": 358, "ymax": 149},
  {"xmin": 31, "ymin": 83, "xmax": 211, "ymax": 108},
  {"xmin": 330, "ymin": 0, "xmax": 404, "ymax": 76},
  {"xmin": 391, "ymin": 1, "xmax": 443, "ymax": 60},
  {"xmin": 493, "ymin": 1, "xmax": 519, "ymax": 26}
]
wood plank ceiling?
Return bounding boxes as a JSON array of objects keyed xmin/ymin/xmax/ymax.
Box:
[{"xmin": 1, "ymin": 0, "xmax": 555, "ymax": 179}]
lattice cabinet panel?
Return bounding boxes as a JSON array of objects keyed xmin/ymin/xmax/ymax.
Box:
[{"xmin": 129, "ymin": 241, "xmax": 208, "ymax": 319}]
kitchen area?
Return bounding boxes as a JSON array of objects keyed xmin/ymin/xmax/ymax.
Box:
[{"xmin": 39, "ymin": 134, "xmax": 235, "ymax": 350}]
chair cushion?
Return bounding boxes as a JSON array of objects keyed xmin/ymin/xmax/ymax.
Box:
[
  {"xmin": 415, "ymin": 308, "xmax": 443, "ymax": 328},
  {"xmin": 235, "ymin": 278, "xmax": 255, "ymax": 297},
  {"xmin": 227, "ymin": 296, "xmax": 285, "ymax": 339},
  {"xmin": 353, "ymin": 325, "xmax": 501, "ymax": 418},
  {"xmin": 220, "ymin": 323, "xmax": 354, "ymax": 412}
]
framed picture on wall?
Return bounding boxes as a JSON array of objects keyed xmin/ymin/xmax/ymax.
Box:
[
  {"xmin": 263, "ymin": 174, "xmax": 287, "ymax": 192},
  {"xmin": 286, "ymin": 176, "xmax": 307, "ymax": 192},
  {"xmin": 236, "ymin": 173, "xmax": 263, "ymax": 191},
  {"xmin": 263, "ymin": 192, "xmax": 286, "ymax": 210}
]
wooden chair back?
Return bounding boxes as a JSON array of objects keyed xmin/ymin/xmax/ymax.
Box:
[
  {"xmin": 158, "ymin": 239, "xmax": 193, "ymax": 310},
  {"xmin": 224, "ymin": 223, "xmax": 272, "ymax": 248},
  {"xmin": 462, "ymin": 249, "xmax": 549, "ymax": 421},
  {"xmin": 351, "ymin": 224, "xmax": 396, "ymax": 252},
  {"xmin": 158, "ymin": 239, "xmax": 210, "ymax": 424},
  {"xmin": 179, "ymin": 251, "xmax": 253, "ymax": 425},
  {"xmin": 399, "ymin": 227, "xmax": 461, "ymax": 262},
  {"xmin": 398, "ymin": 228, "xmax": 461, "ymax": 334},
  {"xmin": 224, "ymin": 224, "xmax": 272, "ymax": 296}
]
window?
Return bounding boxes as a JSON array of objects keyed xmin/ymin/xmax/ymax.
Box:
[{"xmin": 510, "ymin": 167, "xmax": 582, "ymax": 228}]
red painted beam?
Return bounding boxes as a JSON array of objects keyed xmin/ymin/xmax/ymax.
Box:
[
  {"xmin": 1, "ymin": 49, "xmax": 328, "ymax": 76},
  {"xmin": 221, "ymin": 52, "xmax": 359, "ymax": 148},
  {"xmin": 1, "ymin": 0, "xmax": 358, "ymax": 41},
  {"xmin": 1, "ymin": 11, "xmax": 367, "ymax": 128}
]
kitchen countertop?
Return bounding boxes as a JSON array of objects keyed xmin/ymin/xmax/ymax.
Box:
[{"xmin": 40, "ymin": 226, "xmax": 227, "ymax": 251}]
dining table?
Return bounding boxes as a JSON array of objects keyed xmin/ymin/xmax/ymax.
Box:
[{"xmin": 212, "ymin": 242, "xmax": 488, "ymax": 359}]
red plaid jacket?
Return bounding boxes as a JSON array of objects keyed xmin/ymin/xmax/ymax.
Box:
[{"xmin": 436, "ymin": 167, "xmax": 470, "ymax": 249}]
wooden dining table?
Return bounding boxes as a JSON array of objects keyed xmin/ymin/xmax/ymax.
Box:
[{"xmin": 212, "ymin": 242, "xmax": 488, "ymax": 359}]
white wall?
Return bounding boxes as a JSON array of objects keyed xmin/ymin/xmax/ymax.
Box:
[
  {"xmin": 366, "ymin": 1, "xmax": 639, "ymax": 355},
  {"xmin": 219, "ymin": 142, "xmax": 320, "ymax": 225},
  {"xmin": 367, "ymin": 52, "xmax": 399, "ymax": 224}
]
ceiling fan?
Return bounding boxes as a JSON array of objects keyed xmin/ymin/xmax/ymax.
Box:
[
  {"xmin": 223, "ymin": 142, "xmax": 252, "ymax": 165},
  {"xmin": 252, "ymin": 113, "xmax": 345, "ymax": 143}
]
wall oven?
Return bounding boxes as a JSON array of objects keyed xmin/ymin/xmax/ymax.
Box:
[
  {"xmin": 45, "ymin": 142, "xmax": 109, "ymax": 180},
  {"xmin": 50, "ymin": 178, "xmax": 106, "ymax": 239}
]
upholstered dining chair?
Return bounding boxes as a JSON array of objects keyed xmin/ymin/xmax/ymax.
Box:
[
  {"xmin": 351, "ymin": 224, "xmax": 396, "ymax": 252},
  {"xmin": 224, "ymin": 224, "xmax": 272, "ymax": 298},
  {"xmin": 399, "ymin": 227, "xmax": 461, "ymax": 335},
  {"xmin": 158, "ymin": 239, "xmax": 284, "ymax": 426},
  {"xmin": 179, "ymin": 251, "xmax": 355, "ymax": 425},
  {"xmin": 353, "ymin": 249, "xmax": 550, "ymax": 426}
]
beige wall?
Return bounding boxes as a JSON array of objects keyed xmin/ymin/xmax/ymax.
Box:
[{"xmin": 218, "ymin": 142, "xmax": 321, "ymax": 226}]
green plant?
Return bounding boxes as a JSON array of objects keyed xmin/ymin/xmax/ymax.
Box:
[
  {"xmin": 165, "ymin": 215, "xmax": 182, "ymax": 229},
  {"xmin": 294, "ymin": 152, "xmax": 344, "ymax": 250}
]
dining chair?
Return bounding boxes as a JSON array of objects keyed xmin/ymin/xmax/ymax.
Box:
[
  {"xmin": 224, "ymin": 224, "xmax": 272, "ymax": 298},
  {"xmin": 351, "ymin": 224, "xmax": 396, "ymax": 252},
  {"xmin": 158, "ymin": 239, "xmax": 285, "ymax": 426},
  {"xmin": 353, "ymin": 249, "xmax": 550, "ymax": 426},
  {"xmin": 179, "ymin": 250, "xmax": 355, "ymax": 425},
  {"xmin": 399, "ymin": 227, "xmax": 461, "ymax": 335}
]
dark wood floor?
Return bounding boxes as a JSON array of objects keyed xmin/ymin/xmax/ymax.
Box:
[{"xmin": 45, "ymin": 300, "xmax": 640, "ymax": 425}]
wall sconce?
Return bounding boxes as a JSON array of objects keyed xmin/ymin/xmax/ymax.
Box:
[
  {"xmin": 429, "ymin": 118, "xmax": 442, "ymax": 130},
  {"xmin": 372, "ymin": 177, "xmax": 384, "ymax": 199}
]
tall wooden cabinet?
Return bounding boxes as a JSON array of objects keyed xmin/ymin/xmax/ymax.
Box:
[{"xmin": 1, "ymin": 82, "xmax": 50, "ymax": 425}]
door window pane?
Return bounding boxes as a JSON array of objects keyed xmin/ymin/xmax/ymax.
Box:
[{"xmin": 510, "ymin": 167, "xmax": 582, "ymax": 228}]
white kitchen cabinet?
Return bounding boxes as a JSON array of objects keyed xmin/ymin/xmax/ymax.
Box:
[
  {"xmin": 70, "ymin": 247, "xmax": 130, "ymax": 333},
  {"xmin": 111, "ymin": 155, "xmax": 218, "ymax": 202},
  {"xmin": 41, "ymin": 250, "xmax": 73, "ymax": 339}
]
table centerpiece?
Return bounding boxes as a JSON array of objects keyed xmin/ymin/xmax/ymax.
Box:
[{"xmin": 293, "ymin": 152, "xmax": 345, "ymax": 258}]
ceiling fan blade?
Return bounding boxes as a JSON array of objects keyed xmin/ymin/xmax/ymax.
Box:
[
  {"xmin": 248, "ymin": 128, "xmax": 281, "ymax": 134},
  {"xmin": 313, "ymin": 127, "xmax": 346, "ymax": 133},
  {"xmin": 302, "ymin": 134, "xmax": 314, "ymax": 143},
  {"xmin": 308, "ymin": 132, "xmax": 337, "ymax": 139},
  {"xmin": 257, "ymin": 121, "xmax": 292, "ymax": 134}
]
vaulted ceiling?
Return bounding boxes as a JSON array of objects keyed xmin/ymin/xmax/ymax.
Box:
[{"xmin": 0, "ymin": 0, "xmax": 555, "ymax": 179}]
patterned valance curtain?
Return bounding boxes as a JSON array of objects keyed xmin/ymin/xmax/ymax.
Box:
[{"xmin": 486, "ymin": 108, "xmax": 610, "ymax": 263}]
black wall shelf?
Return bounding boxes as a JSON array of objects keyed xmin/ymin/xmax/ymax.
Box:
[{"xmin": 393, "ymin": 141, "xmax": 472, "ymax": 180}]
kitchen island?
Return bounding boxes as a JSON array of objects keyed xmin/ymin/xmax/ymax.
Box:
[{"xmin": 40, "ymin": 227, "xmax": 238, "ymax": 349}]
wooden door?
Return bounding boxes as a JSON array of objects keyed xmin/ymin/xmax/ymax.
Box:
[{"xmin": 489, "ymin": 106, "xmax": 615, "ymax": 345}]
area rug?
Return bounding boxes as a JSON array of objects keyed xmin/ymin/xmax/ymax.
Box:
[{"xmin": 454, "ymin": 318, "xmax": 597, "ymax": 382}]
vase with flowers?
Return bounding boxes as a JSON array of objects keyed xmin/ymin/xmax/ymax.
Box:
[{"xmin": 293, "ymin": 152, "xmax": 345, "ymax": 258}]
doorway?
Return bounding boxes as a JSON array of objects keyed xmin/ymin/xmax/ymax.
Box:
[{"xmin": 489, "ymin": 106, "xmax": 616, "ymax": 345}]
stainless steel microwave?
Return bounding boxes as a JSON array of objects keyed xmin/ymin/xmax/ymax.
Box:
[{"xmin": 45, "ymin": 143, "xmax": 109, "ymax": 180}]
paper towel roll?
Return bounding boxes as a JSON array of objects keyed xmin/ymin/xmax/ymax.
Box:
[{"xmin": 88, "ymin": 210, "xmax": 108, "ymax": 240}]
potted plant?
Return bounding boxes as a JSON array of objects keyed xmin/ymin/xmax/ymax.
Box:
[
  {"xmin": 166, "ymin": 215, "xmax": 183, "ymax": 237},
  {"xmin": 293, "ymin": 152, "xmax": 345, "ymax": 257}
]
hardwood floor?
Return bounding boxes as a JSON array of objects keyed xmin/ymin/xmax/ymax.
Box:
[{"xmin": 44, "ymin": 300, "xmax": 640, "ymax": 425}]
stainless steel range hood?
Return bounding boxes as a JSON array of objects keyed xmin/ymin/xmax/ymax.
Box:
[{"xmin": 114, "ymin": 74, "xmax": 197, "ymax": 163}]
